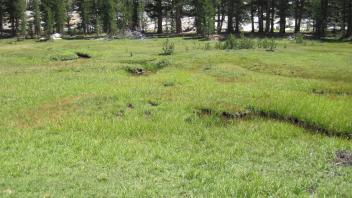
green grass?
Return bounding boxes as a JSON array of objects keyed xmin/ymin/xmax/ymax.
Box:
[{"xmin": 0, "ymin": 38, "xmax": 351, "ymax": 197}]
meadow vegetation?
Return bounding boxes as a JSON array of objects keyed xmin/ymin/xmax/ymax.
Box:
[{"xmin": 0, "ymin": 37, "xmax": 351, "ymax": 197}]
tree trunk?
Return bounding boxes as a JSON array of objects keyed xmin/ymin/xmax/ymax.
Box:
[
  {"xmin": 217, "ymin": 3, "xmax": 221, "ymax": 33},
  {"xmin": 175, "ymin": 1, "xmax": 182, "ymax": 34},
  {"xmin": 219, "ymin": 2, "xmax": 225, "ymax": 33},
  {"xmin": 341, "ymin": 0, "xmax": 346, "ymax": 32},
  {"xmin": 132, "ymin": 0, "xmax": 139, "ymax": 31},
  {"xmin": 346, "ymin": 0, "xmax": 352, "ymax": 37},
  {"xmin": 258, "ymin": 0, "xmax": 264, "ymax": 33},
  {"xmin": 235, "ymin": 13, "xmax": 240, "ymax": 33},
  {"xmin": 270, "ymin": 0, "xmax": 275, "ymax": 33},
  {"xmin": 227, "ymin": 0, "xmax": 234, "ymax": 33},
  {"xmin": 0, "ymin": 4, "xmax": 3, "ymax": 37},
  {"xmin": 234, "ymin": 0, "xmax": 240, "ymax": 33},
  {"xmin": 11, "ymin": 17, "xmax": 16, "ymax": 36},
  {"xmin": 279, "ymin": 0, "xmax": 287, "ymax": 34},
  {"xmin": 157, "ymin": 0, "xmax": 163, "ymax": 34},
  {"xmin": 265, "ymin": 0, "xmax": 271, "ymax": 33},
  {"xmin": 15, "ymin": 18, "xmax": 19, "ymax": 36},
  {"xmin": 294, "ymin": 0, "xmax": 299, "ymax": 32},
  {"xmin": 316, "ymin": 0, "xmax": 328, "ymax": 37},
  {"xmin": 294, "ymin": 0, "xmax": 304, "ymax": 33},
  {"xmin": 250, "ymin": 1, "xmax": 255, "ymax": 32}
]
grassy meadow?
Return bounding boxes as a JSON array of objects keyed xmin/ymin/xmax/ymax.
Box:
[{"xmin": 0, "ymin": 37, "xmax": 351, "ymax": 197}]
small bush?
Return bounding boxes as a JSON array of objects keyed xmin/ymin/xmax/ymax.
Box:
[
  {"xmin": 218, "ymin": 33, "xmax": 255, "ymax": 50},
  {"xmin": 50, "ymin": 53, "xmax": 78, "ymax": 61},
  {"xmin": 258, "ymin": 38, "xmax": 270, "ymax": 49},
  {"xmin": 267, "ymin": 38, "xmax": 278, "ymax": 51},
  {"xmin": 222, "ymin": 34, "xmax": 237, "ymax": 49},
  {"xmin": 237, "ymin": 32, "xmax": 255, "ymax": 49},
  {"xmin": 146, "ymin": 60, "xmax": 170, "ymax": 72},
  {"xmin": 163, "ymin": 80, "xmax": 175, "ymax": 87},
  {"xmin": 295, "ymin": 33, "xmax": 305, "ymax": 44},
  {"xmin": 257, "ymin": 38, "xmax": 278, "ymax": 51},
  {"xmin": 215, "ymin": 42, "xmax": 222, "ymax": 50},
  {"xmin": 216, "ymin": 35, "xmax": 278, "ymax": 51},
  {"xmin": 124, "ymin": 65, "xmax": 145, "ymax": 75},
  {"xmin": 203, "ymin": 42, "xmax": 211, "ymax": 50},
  {"xmin": 160, "ymin": 39, "xmax": 175, "ymax": 55}
]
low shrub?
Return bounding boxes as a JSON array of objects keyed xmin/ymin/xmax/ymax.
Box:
[
  {"xmin": 124, "ymin": 65, "xmax": 145, "ymax": 75},
  {"xmin": 222, "ymin": 34, "xmax": 237, "ymax": 49},
  {"xmin": 295, "ymin": 33, "xmax": 305, "ymax": 44},
  {"xmin": 218, "ymin": 33, "xmax": 255, "ymax": 50},
  {"xmin": 267, "ymin": 38, "xmax": 278, "ymax": 51},
  {"xmin": 216, "ymin": 34, "xmax": 278, "ymax": 51},
  {"xmin": 257, "ymin": 38, "xmax": 278, "ymax": 51},
  {"xmin": 144, "ymin": 60, "xmax": 170, "ymax": 72},
  {"xmin": 160, "ymin": 39, "xmax": 175, "ymax": 55},
  {"xmin": 237, "ymin": 32, "xmax": 256, "ymax": 49},
  {"xmin": 125, "ymin": 59, "xmax": 170, "ymax": 74},
  {"xmin": 203, "ymin": 42, "xmax": 211, "ymax": 50},
  {"xmin": 50, "ymin": 53, "xmax": 78, "ymax": 61}
]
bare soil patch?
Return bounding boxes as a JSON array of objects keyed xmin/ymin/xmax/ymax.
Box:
[{"xmin": 335, "ymin": 150, "xmax": 352, "ymax": 166}]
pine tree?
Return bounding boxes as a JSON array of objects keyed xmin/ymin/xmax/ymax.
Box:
[
  {"xmin": 258, "ymin": 0, "xmax": 264, "ymax": 33},
  {"xmin": 33, "ymin": 0, "xmax": 41, "ymax": 36},
  {"xmin": 66, "ymin": 0, "xmax": 75, "ymax": 34},
  {"xmin": 278, "ymin": 0, "xmax": 288, "ymax": 34},
  {"xmin": 346, "ymin": 0, "xmax": 352, "ymax": 37},
  {"xmin": 0, "ymin": 0, "xmax": 5, "ymax": 37},
  {"xmin": 294, "ymin": 0, "xmax": 305, "ymax": 32},
  {"xmin": 46, "ymin": 7, "xmax": 54, "ymax": 34},
  {"xmin": 93, "ymin": 0, "xmax": 101, "ymax": 35},
  {"xmin": 131, "ymin": 0, "xmax": 140, "ymax": 31},
  {"xmin": 55, "ymin": 0, "xmax": 66, "ymax": 33},
  {"xmin": 7, "ymin": 0, "xmax": 26, "ymax": 36},
  {"xmin": 315, "ymin": 0, "xmax": 328, "ymax": 37},
  {"xmin": 117, "ymin": 0, "xmax": 133, "ymax": 32},
  {"xmin": 78, "ymin": 0, "xmax": 93, "ymax": 34},
  {"xmin": 195, "ymin": 0, "xmax": 215, "ymax": 36},
  {"xmin": 102, "ymin": 0, "xmax": 117, "ymax": 35},
  {"xmin": 156, "ymin": 0, "xmax": 163, "ymax": 33},
  {"xmin": 227, "ymin": 0, "xmax": 234, "ymax": 33},
  {"xmin": 145, "ymin": 0, "xmax": 165, "ymax": 33},
  {"xmin": 174, "ymin": 0, "xmax": 182, "ymax": 33},
  {"xmin": 19, "ymin": 1, "xmax": 27, "ymax": 37}
]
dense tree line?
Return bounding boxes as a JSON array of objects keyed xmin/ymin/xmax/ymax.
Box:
[{"xmin": 0, "ymin": 0, "xmax": 351, "ymax": 38}]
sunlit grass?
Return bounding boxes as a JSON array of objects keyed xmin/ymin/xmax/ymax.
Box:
[{"xmin": 0, "ymin": 38, "xmax": 351, "ymax": 196}]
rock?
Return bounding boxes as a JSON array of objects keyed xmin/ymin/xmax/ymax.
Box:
[
  {"xmin": 50, "ymin": 33, "xmax": 62, "ymax": 40},
  {"xmin": 123, "ymin": 30, "xmax": 146, "ymax": 40},
  {"xmin": 288, "ymin": 35, "xmax": 295, "ymax": 40},
  {"xmin": 208, "ymin": 34, "xmax": 225, "ymax": 41},
  {"xmin": 38, "ymin": 37, "xmax": 49, "ymax": 42}
]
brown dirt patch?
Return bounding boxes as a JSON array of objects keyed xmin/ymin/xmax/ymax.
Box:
[
  {"xmin": 16, "ymin": 95, "xmax": 83, "ymax": 129},
  {"xmin": 335, "ymin": 150, "xmax": 352, "ymax": 166}
]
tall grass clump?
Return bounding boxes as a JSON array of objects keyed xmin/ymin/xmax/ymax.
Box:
[
  {"xmin": 160, "ymin": 39, "xmax": 175, "ymax": 55},
  {"xmin": 237, "ymin": 32, "xmax": 256, "ymax": 49},
  {"xmin": 257, "ymin": 38, "xmax": 278, "ymax": 51},
  {"xmin": 295, "ymin": 33, "xmax": 305, "ymax": 44},
  {"xmin": 219, "ymin": 33, "xmax": 255, "ymax": 50},
  {"xmin": 203, "ymin": 42, "xmax": 211, "ymax": 50},
  {"xmin": 295, "ymin": 33, "xmax": 304, "ymax": 44}
]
